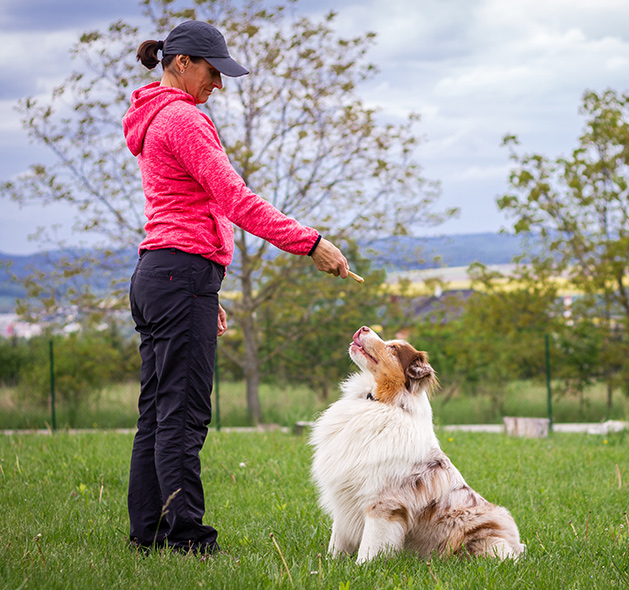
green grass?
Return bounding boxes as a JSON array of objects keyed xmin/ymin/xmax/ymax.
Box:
[
  {"xmin": 0, "ymin": 430, "xmax": 627, "ymax": 589},
  {"xmin": 1, "ymin": 378, "xmax": 628, "ymax": 430}
]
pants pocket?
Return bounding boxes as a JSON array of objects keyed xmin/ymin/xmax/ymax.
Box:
[{"xmin": 190, "ymin": 262, "xmax": 223, "ymax": 296}]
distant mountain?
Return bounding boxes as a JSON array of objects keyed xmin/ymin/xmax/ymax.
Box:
[
  {"xmin": 366, "ymin": 232, "xmax": 540, "ymax": 270},
  {"xmin": 0, "ymin": 233, "xmax": 536, "ymax": 312},
  {"xmin": 0, "ymin": 248, "xmax": 137, "ymax": 285},
  {"xmin": 0, "ymin": 248, "xmax": 138, "ymax": 313}
]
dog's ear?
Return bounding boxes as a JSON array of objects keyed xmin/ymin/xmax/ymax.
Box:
[
  {"xmin": 393, "ymin": 342, "xmax": 437, "ymax": 392},
  {"xmin": 405, "ymin": 353, "xmax": 436, "ymax": 391},
  {"xmin": 406, "ymin": 356, "xmax": 433, "ymax": 380}
]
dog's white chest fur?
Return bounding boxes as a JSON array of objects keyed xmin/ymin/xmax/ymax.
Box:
[{"xmin": 310, "ymin": 372, "xmax": 439, "ymax": 555}]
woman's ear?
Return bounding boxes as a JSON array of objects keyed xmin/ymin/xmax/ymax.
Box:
[{"xmin": 175, "ymin": 54, "xmax": 189, "ymax": 72}]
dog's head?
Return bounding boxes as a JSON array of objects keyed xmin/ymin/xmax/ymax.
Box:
[{"xmin": 349, "ymin": 326, "xmax": 437, "ymax": 404}]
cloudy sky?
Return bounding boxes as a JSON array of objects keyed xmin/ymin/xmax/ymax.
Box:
[{"xmin": 1, "ymin": 0, "xmax": 628, "ymax": 254}]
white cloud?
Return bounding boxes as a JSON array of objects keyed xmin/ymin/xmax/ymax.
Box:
[
  {"xmin": 453, "ymin": 163, "xmax": 512, "ymax": 182},
  {"xmin": 479, "ymin": 0, "xmax": 629, "ymax": 42},
  {"xmin": 607, "ymin": 56, "xmax": 628, "ymax": 71},
  {"xmin": 2, "ymin": 0, "xmax": 629, "ymax": 252},
  {"xmin": 327, "ymin": 0, "xmax": 629, "ymax": 235},
  {"xmin": 3, "ymin": 30, "xmax": 84, "ymax": 98}
]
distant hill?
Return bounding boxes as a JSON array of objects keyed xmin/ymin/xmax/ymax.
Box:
[
  {"xmin": 366, "ymin": 232, "xmax": 539, "ymax": 270},
  {"xmin": 0, "ymin": 233, "xmax": 536, "ymax": 312},
  {"xmin": 0, "ymin": 249, "xmax": 138, "ymax": 313}
]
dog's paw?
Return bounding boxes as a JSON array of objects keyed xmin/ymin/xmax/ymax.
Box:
[{"xmin": 356, "ymin": 547, "xmax": 377, "ymax": 564}]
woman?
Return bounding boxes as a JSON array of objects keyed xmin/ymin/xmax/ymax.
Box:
[{"xmin": 123, "ymin": 20, "xmax": 349, "ymax": 555}]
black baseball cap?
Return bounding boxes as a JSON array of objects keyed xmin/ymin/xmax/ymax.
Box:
[{"xmin": 163, "ymin": 20, "xmax": 249, "ymax": 78}]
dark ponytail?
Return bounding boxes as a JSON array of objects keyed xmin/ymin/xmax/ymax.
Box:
[
  {"xmin": 136, "ymin": 39, "xmax": 203, "ymax": 71},
  {"xmin": 136, "ymin": 39, "xmax": 164, "ymax": 70}
]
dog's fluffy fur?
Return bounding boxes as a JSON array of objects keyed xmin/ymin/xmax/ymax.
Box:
[{"xmin": 310, "ymin": 326, "xmax": 525, "ymax": 564}]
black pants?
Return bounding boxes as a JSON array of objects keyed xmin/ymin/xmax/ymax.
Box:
[{"xmin": 128, "ymin": 248, "xmax": 223, "ymax": 553}]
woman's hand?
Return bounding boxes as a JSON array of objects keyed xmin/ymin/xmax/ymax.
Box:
[
  {"xmin": 217, "ymin": 303, "xmax": 228, "ymax": 336},
  {"xmin": 310, "ymin": 237, "xmax": 349, "ymax": 278}
]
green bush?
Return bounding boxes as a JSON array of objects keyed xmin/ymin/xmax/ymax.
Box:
[
  {"xmin": 0, "ymin": 337, "xmax": 31, "ymax": 386},
  {"xmin": 15, "ymin": 329, "xmax": 139, "ymax": 426}
]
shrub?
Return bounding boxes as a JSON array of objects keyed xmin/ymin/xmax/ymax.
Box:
[
  {"xmin": 0, "ymin": 337, "xmax": 31, "ymax": 386},
  {"xmin": 17, "ymin": 330, "xmax": 138, "ymax": 426}
]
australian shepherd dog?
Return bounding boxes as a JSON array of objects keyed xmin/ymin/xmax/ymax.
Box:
[{"xmin": 310, "ymin": 326, "xmax": 525, "ymax": 564}]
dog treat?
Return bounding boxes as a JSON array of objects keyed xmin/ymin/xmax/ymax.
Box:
[{"xmin": 347, "ymin": 270, "xmax": 364, "ymax": 283}]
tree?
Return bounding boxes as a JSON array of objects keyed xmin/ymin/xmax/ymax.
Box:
[
  {"xmin": 258, "ymin": 250, "xmax": 388, "ymax": 401},
  {"xmin": 498, "ymin": 89, "xmax": 629, "ymax": 408},
  {"xmin": 1, "ymin": 0, "xmax": 454, "ymax": 423}
]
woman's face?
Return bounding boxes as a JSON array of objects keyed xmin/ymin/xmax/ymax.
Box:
[{"xmin": 180, "ymin": 58, "xmax": 223, "ymax": 104}]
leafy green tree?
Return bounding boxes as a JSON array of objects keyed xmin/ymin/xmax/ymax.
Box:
[
  {"xmin": 405, "ymin": 302, "xmax": 468, "ymax": 399},
  {"xmin": 436, "ymin": 263, "xmax": 560, "ymax": 416},
  {"xmin": 257, "ymin": 249, "xmax": 387, "ymax": 401},
  {"xmin": 498, "ymin": 89, "xmax": 629, "ymax": 408},
  {"xmin": 553, "ymin": 312, "xmax": 603, "ymax": 412},
  {"xmin": 400, "ymin": 263, "xmax": 561, "ymax": 418},
  {"xmin": 1, "ymin": 0, "xmax": 455, "ymax": 424}
]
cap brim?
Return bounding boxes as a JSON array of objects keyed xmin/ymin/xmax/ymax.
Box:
[{"xmin": 205, "ymin": 57, "xmax": 249, "ymax": 77}]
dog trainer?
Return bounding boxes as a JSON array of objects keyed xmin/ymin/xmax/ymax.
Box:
[{"xmin": 124, "ymin": 20, "xmax": 349, "ymax": 554}]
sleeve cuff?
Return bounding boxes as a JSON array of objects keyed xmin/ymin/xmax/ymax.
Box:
[{"xmin": 307, "ymin": 234, "xmax": 322, "ymax": 256}]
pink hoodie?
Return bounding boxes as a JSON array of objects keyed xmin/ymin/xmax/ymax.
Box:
[{"xmin": 123, "ymin": 82, "xmax": 319, "ymax": 266}]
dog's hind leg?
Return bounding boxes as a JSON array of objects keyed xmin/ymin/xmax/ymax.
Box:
[{"xmin": 356, "ymin": 514, "xmax": 405, "ymax": 564}]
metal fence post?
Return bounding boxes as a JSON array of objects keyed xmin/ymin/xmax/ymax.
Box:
[
  {"xmin": 545, "ymin": 333, "xmax": 553, "ymax": 432},
  {"xmin": 49, "ymin": 339, "xmax": 56, "ymax": 431}
]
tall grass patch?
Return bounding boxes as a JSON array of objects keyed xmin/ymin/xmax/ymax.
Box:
[{"xmin": 2, "ymin": 378, "xmax": 628, "ymax": 430}]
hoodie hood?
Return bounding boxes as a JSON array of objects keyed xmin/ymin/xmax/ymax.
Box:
[{"xmin": 123, "ymin": 82, "xmax": 195, "ymax": 156}]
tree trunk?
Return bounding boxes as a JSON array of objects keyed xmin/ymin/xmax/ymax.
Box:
[
  {"xmin": 241, "ymin": 312, "xmax": 262, "ymax": 425},
  {"xmin": 245, "ymin": 367, "xmax": 262, "ymax": 426}
]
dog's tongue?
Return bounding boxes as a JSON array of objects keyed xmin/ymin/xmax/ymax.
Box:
[{"xmin": 352, "ymin": 328, "xmax": 364, "ymax": 345}]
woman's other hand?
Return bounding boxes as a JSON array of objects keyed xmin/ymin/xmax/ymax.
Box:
[{"xmin": 217, "ymin": 304, "xmax": 228, "ymax": 336}]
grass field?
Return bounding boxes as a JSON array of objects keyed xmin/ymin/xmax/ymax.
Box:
[
  {"xmin": 1, "ymin": 378, "xmax": 627, "ymax": 431},
  {"xmin": 0, "ymin": 430, "xmax": 627, "ymax": 589}
]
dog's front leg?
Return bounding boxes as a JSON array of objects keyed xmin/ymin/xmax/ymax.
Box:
[
  {"xmin": 328, "ymin": 519, "xmax": 360, "ymax": 557},
  {"xmin": 327, "ymin": 520, "xmax": 342, "ymax": 556},
  {"xmin": 356, "ymin": 514, "xmax": 405, "ymax": 564}
]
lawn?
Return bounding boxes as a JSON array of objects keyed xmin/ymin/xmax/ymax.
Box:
[{"xmin": 0, "ymin": 430, "xmax": 627, "ymax": 589}]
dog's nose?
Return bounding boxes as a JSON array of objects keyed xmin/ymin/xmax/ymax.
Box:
[{"xmin": 352, "ymin": 326, "xmax": 371, "ymax": 342}]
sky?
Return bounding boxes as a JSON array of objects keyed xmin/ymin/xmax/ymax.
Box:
[{"xmin": 1, "ymin": 0, "xmax": 628, "ymax": 255}]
